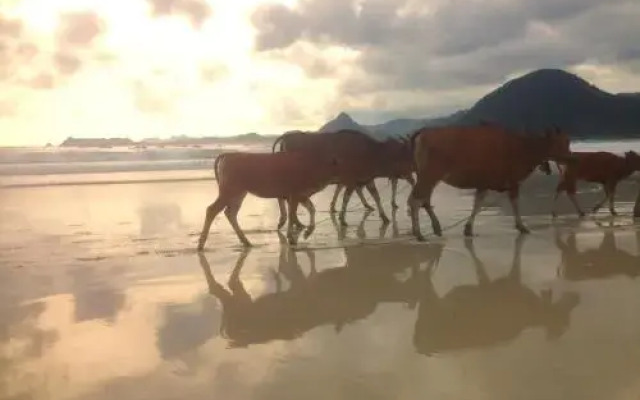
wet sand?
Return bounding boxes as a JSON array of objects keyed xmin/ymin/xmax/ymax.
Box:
[{"xmin": 2, "ymin": 170, "xmax": 640, "ymax": 400}]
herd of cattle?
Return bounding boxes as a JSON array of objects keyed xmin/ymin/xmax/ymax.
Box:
[{"xmin": 196, "ymin": 122, "xmax": 640, "ymax": 250}]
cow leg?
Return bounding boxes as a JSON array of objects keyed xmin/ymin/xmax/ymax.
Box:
[
  {"xmin": 277, "ymin": 198, "xmax": 287, "ymax": 230},
  {"xmin": 301, "ymin": 198, "xmax": 316, "ymax": 239},
  {"xmin": 339, "ymin": 186, "xmax": 355, "ymax": 226},
  {"xmin": 408, "ymin": 193, "xmax": 424, "ymax": 241},
  {"xmin": 365, "ymin": 180, "xmax": 390, "ymax": 224},
  {"xmin": 591, "ymin": 184, "xmax": 610, "ymax": 214},
  {"xmin": 286, "ymin": 198, "xmax": 301, "ymax": 245},
  {"xmin": 224, "ymin": 193, "xmax": 251, "ymax": 247},
  {"xmin": 508, "ymin": 186, "xmax": 530, "ymax": 234},
  {"xmin": 330, "ymin": 184, "xmax": 343, "ymax": 213},
  {"xmin": 401, "ymin": 174, "xmax": 416, "ymax": 216},
  {"xmin": 464, "ymin": 189, "xmax": 488, "ymax": 237},
  {"xmin": 409, "ymin": 183, "xmax": 441, "ymax": 241},
  {"xmin": 551, "ymin": 180, "xmax": 565, "ymax": 219},
  {"xmin": 356, "ymin": 186, "xmax": 375, "ymax": 211},
  {"xmin": 282, "ymin": 197, "xmax": 306, "ymax": 229},
  {"xmin": 197, "ymin": 197, "xmax": 227, "ymax": 251},
  {"xmin": 391, "ymin": 178, "xmax": 399, "ymax": 209},
  {"xmin": 565, "ymin": 177, "xmax": 585, "ymax": 218},
  {"xmin": 607, "ymin": 183, "xmax": 618, "ymax": 216}
]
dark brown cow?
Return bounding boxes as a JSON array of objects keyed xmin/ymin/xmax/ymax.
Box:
[
  {"xmin": 413, "ymin": 236, "xmax": 580, "ymax": 356},
  {"xmin": 198, "ymin": 239, "xmax": 443, "ymax": 348},
  {"xmin": 272, "ymin": 129, "xmax": 404, "ymax": 227},
  {"xmin": 552, "ymin": 151, "xmax": 640, "ymax": 218},
  {"xmin": 409, "ymin": 123, "xmax": 573, "ymax": 241},
  {"xmin": 330, "ymin": 137, "xmax": 416, "ymax": 212},
  {"xmin": 197, "ymin": 151, "xmax": 339, "ymax": 249}
]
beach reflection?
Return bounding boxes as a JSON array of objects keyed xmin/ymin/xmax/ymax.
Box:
[
  {"xmin": 198, "ymin": 231, "xmax": 443, "ymax": 348},
  {"xmin": 413, "ymin": 235, "xmax": 580, "ymax": 356}
]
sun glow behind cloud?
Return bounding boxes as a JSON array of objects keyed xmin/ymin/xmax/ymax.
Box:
[{"xmin": 0, "ymin": 0, "xmax": 328, "ymax": 146}]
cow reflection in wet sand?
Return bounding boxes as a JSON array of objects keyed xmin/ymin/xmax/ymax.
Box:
[
  {"xmin": 413, "ymin": 235, "xmax": 580, "ymax": 356},
  {"xmin": 197, "ymin": 232, "xmax": 443, "ymax": 348},
  {"xmin": 556, "ymin": 224, "xmax": 640, "ymax": 281}
]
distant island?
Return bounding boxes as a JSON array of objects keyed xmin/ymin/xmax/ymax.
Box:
[
  {"xmin": 60, "ymin": 68, "xmax": 640, "ymax": 148},
  {"xmin": 60, "ymin": 132, "xmax": 279, "ymax": 148}
]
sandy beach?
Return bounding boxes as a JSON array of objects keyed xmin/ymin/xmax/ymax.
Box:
[{"xmin": 2, "ymin": 158, "xmax": 640, "ymax": 400}]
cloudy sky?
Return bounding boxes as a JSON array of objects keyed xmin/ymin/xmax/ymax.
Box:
[{"xmin": 1, "ymin": 0, "xmax": 639, "ymax": 146}]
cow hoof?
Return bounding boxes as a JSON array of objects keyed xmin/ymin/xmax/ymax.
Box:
[
  {"xmin": 196, "ymin": 245, "xmax": 205, "ymax": 252},
  {"xmin": 287, "ymin": 237, "xmax": 297, "ymax": 245},
  {"xmin": 277, "ymin": 220, "xmax": 286, "ymax": 230},
  {"xmin": 577, "ymin": 212, "xmax": 585, "ymax": 218},
  {"xmin": 463, "ymin": 225, "xmax": 473, "ymax": 237},
  {"xmin": 516, "ymin": 225, "xmax": 530, "ymax": 234},
  {"xmin": 391, "ymin": 203, "xmax": 399, "ymax": 209},
  {"xmin": 381, "ymin": 215, "xmax": 390, "ymax": 224},
  {"xmin": 303, "ymin": 227, "xmax": 315, "ymax": 239},
  {"xmin": 415, "ymin": 234, "xmax": 427, "ymax": 242},
  {"xmin": 329, "ymin": 208, "xmax": 337, "ymax": 214}
]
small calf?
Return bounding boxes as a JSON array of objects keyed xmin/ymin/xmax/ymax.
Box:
[{"xmin": 552, "ymin": 151, "xmax": 640, "ymax": 218}]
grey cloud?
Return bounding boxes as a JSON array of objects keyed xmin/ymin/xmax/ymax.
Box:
[
  {"xmin": 251, "ymin": 0, "xmax": 640, "ymax": 117},
  {"xmin": 28, "ymin": 72, "xmax": 55, "ymax": 89},
  {"xmin": 54, "ymin": 51, "xmax": 82, "ymax": 75},
  {"xmin": 147, "ymin": 0, "xmax": 212, "ymax": 29},
  {"xmin": 259, "ymin": 43, "xmax": 337, "ymax": 78},
  {"xmin": 57, "ymin": 11, "xmax": 106, "ymax": 47}
]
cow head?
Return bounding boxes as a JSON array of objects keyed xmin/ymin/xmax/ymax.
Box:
[
  {"xmin": 543, "ymin": 126, "xmax": 574, "ymax": 164},
  {"xmin": 624, "ymin": 150, "xmax": 640, "ymax": 171}
]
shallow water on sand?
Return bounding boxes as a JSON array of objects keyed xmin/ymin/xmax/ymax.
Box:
[{"xmin": 2, "ymin": 170, "xmax": 640, "ymax": 400}]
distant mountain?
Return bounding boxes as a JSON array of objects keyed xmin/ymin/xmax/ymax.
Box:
[
  {"xmin": 459, "ymin": 68, "xmax": 640, "ymax": 138},
  {"xmin": 317, "ymin": 111, "xmax": 465, "ymax": 141},
  {"xmin": 319, "ymin": 68, "xmax": 640, "ymax": 140},
  {"xmin": 318, "ymin": 112, "xmax": 370, "ymax": 133}
]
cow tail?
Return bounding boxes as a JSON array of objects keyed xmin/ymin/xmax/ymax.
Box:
[
  {"xmin": 213, "ymin": 154, "xmax": 224, "ymax": 182},
  {"xmin": 409, "ymin": 129, "xmax": 424, "ymax": 172},
  {"xmin": 271, "ymin": 134, "xmax": 285, "ymax": 153}
]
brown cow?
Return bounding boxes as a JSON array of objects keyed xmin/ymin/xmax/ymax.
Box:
[
  {"xmin": 408, "ymin": 123, "xmax": 573, "ymax": 241},
  {"xmin": 413, "ymin": 236, "xmax": 580, "ymax": 356},
  {"xmin": 196, "ymin": 151, "xmax": 339, "ymax": 249},
  {"xmin": 272, "ymin": 129, "xmax": 402, "ymax": 227},
  {"xmin": 551, "ymin": 151, "xmax": 640, "ymax": 218}
]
